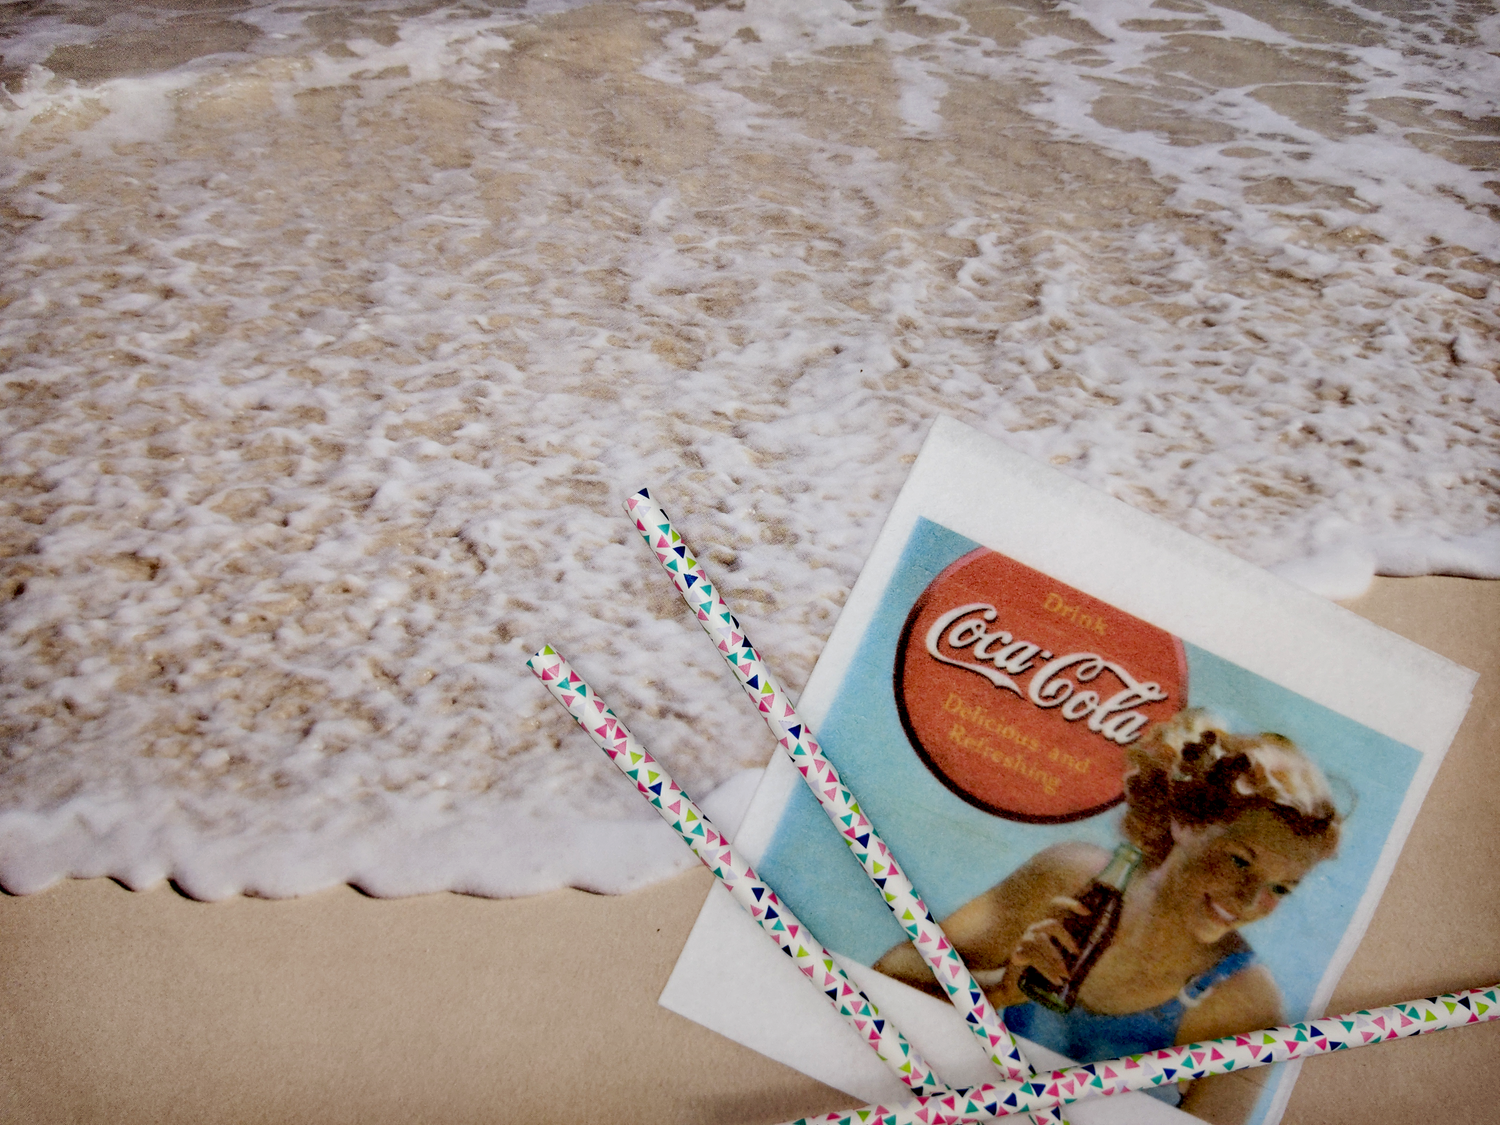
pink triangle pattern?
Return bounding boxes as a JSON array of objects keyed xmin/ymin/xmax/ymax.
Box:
[
  {"xmin": 627, "ymin": 489, "xmax": 1061, "ymax": 1124},
  {"xmin": 526, "ymin": 644, "xmax": 946, "ymax": 1098}
]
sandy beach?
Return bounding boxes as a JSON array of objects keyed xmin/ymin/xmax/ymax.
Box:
[
  {"xmin": 3, "ymin": 575, "xmax": 1496, "ymax": 1124},
  {"xmin": 1, "ymin": 1, "xmax": 1497, "ymax": 1120}
]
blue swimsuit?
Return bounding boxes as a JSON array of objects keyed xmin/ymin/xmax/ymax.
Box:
[{"xmin": 1004, "ymin": 945, "xmax": 1258, "ymax": 1103}]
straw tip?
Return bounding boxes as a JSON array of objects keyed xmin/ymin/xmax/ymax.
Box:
[{"xmin": 526, "ymin": 643, "xmax": 559, "ymax": 665}]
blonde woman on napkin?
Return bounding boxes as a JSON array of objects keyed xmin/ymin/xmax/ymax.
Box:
[{"xmin": 875, "ymin": 710, "xmax": 1343, "ymax": 1123}]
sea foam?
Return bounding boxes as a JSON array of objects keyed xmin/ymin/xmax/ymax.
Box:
[{"xmin": 0, "ymin": 0, "xmax": 1495, "ymax": 898}]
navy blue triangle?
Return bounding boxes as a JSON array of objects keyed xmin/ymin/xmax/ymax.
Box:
[
  {"xmin": 752, "ymin": 886, "xmax": 764, "ymax": 900},
  {"xmin": 684, "ymin": 574, "xmax": 697, "ymax": 587},
  {"xmin": 788, "ymin": 725, "xmax": 801, "ymax": 738}
]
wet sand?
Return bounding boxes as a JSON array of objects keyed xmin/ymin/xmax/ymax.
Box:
[{"xmin": 4, "ymin": 0, "xmax": 1499, "ymax": 904}]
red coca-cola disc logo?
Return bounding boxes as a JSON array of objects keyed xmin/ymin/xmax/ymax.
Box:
[{"xmin": 894, "ymin": 548, "xmax": 1186, "ymax": 823}]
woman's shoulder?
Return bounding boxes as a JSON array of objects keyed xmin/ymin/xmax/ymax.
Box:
[
  {"xmin": 978, "ymin": 841, "xmax": 1110, "ymax": 906},
  {"xmin": 944, "ymin": 841, "xmax": 1111, "ymax": 953},
  {"xmin": 1176, "ymin": 953, "xmax": 1282, "ymax": 1045},
  {"xmin": 1021, "ymin": 840, "xmax": 1112, "ymax": 883}
]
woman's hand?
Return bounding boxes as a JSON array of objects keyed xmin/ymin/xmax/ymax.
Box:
[
  {"xmin": 874, "ymin": 842, "xmax": 1110, "ymax": 1009},
  {"xmin": 973, "ymin": 894, "xmax": 1092, "ymax": 1008},
  {"xmin": 1006, "ymin": 895, "xmax": 1090, "ymax": 987}
]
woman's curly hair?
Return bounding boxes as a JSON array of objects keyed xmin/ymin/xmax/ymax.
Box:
[{"xmin": 1121, "ymin": 709, "xmax": 1342, "ymax": 868}]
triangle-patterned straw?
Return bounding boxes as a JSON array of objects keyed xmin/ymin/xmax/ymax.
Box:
[
  {"xmin": 781, "ymin": 985, "xmax": 1500, "ymax": 1123},
  {"xmin": 526, "ymin": 644, "xmax": 949, "ymax": 1099},
  {"xmin": 625, "ymin": 487, "xmax": 1065, "ymax": 1125}
]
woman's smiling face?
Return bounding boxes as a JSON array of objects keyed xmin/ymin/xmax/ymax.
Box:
[{"xmin": 1162, "ymin": 808, "xmax": 1334, "ymax": 944}]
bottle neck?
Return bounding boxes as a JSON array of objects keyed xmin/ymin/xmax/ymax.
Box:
[{"xmin": 1096, "ymin": 842, "xmax": 1143, "ymax": 892}]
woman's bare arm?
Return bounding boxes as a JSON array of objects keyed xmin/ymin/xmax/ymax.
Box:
[
  {"xmin": 1176, "ymin": 965, "xmax": 1282, "ymax": 1125},
  {"xmin": 1176, "ymin": 962, "xmax": 1282, "ymax": 1045},
  {"xmin": 870, "ymin": 933, "xmax": 944, "ymax": 996},
  {"xmin": 1176, "ymin": 1067, "xmax": 1271, "ymax": 1125}
]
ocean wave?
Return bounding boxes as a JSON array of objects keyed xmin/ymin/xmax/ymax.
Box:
[{"xmin": 0, "ymin": 0, "xmax": 1494, "ymax": 897}]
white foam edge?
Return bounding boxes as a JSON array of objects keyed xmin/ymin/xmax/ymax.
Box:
[
  {"xmin": 1270, "ymin": 525, "xmax": 1500, "ymax": 602},
  {"xmin": 0, "ymin": 766, "xmax": 767, "ymax": 901}
]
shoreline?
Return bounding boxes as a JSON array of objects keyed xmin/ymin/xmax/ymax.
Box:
[{"xmin": 2, "ymin": 575, "xmax": 1496, "ymax": 1124}]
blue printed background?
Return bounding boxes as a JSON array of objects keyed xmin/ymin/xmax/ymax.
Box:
[{"xmin": 755, "ymin": 517, "xmax": 1419, "ymax": 1025}]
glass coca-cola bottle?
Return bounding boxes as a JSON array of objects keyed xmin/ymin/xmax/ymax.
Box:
[{"xmin": 1018, "ymin": 842, "xmax": 1143, "ymax": 1014}]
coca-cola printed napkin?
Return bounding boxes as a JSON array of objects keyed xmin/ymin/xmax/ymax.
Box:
[{"xmin": 660, "ymin": 415, "xmax": 1475, "ymax": 1125}]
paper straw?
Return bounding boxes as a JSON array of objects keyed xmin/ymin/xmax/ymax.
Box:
[
  {"xmin": 625, "ymin": 488, "xmax": 1061, "ymax": 1124},
  {"xmin": 782, "ymin": 985, "xmax": 1500, "ymax": 1124},
  {"xmin": 526, "ymin": 644, "xmax": 950, "ymax": 1098}
]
